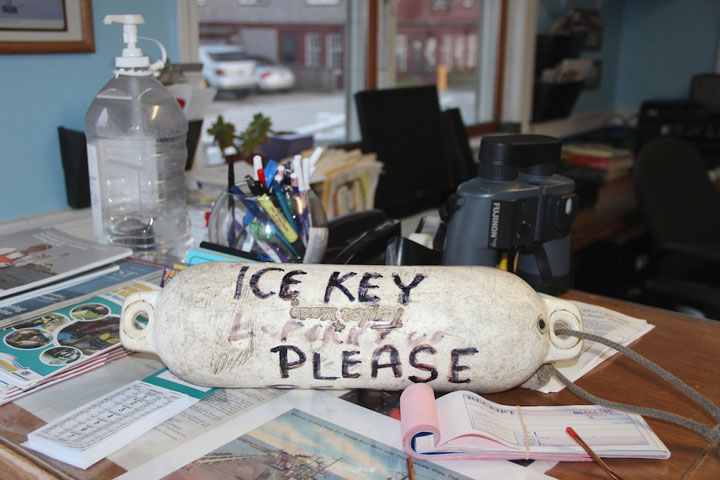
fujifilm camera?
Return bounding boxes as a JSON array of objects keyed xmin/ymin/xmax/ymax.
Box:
[{"xmin": 440, "ymin": 134, "xmax": 578, "ymax": 294}]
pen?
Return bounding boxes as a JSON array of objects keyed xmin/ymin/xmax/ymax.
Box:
[{"xmin": 566, "ymin": 427, "xmax": 624, "ymax": 480}]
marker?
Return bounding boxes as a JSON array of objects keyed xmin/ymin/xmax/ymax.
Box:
[
  {"xmin": 253, "ymin": 155, "xmax": 263, "ymax": 182},
  {"xmin": 257, "ymin": 193, "xmax": 302, "ymax": 251}
]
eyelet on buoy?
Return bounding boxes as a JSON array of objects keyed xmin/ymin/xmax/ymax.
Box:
[{"xmin": 537, "ymin": 316, "xmax": 547, "ymax": 333}]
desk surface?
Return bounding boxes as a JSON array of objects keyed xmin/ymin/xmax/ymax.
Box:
[{"xmin": 0, "ymin": 290, "xmax": 718, "ymax": 479}]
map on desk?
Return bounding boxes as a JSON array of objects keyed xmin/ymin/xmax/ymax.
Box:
[{"xmin": 0, "ymin": 227, "xmax": 132, "ymax": 299}]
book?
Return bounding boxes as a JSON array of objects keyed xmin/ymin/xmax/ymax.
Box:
[
  {"xmin": 400, "ymin": 384, "xmax": 670, "ymax": 462},
  {"xmin": 0, "ymin": 227, "xmax": 132, "ymax": 299},
  {"xmin": 0, "ymin": 280, "xmax": 158, "ymax": 390},
  {"xmin": 561, "ymin": 142, "xmax": 634, "ymax": 177},
  {"xmin": 23, "ymin": 368, "xmax": 215, "ymax": 470}
]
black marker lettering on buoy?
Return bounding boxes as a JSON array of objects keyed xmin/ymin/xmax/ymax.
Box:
[
  {"xmin": 270, "ymin": 345, "xmax": 306, "ymax": 378},
  {"xmin": 250, "ymin": 267, "xmax": 284, "ymax": 299},
  {"xmin": 393, "ymin": 273, "xmax": 426, "ymax": 305},
  {"xmin": 279, "ymin": 270, "xmax": 306, "ymax": 300},
  {"xmin": 449, "ymin": 347, "xmax": 478, "ymax": 383},
  {"xmin": 313, "ymin": 352, "xmax": 339, "ymax": 380},
  {"xmin": 371, "ymin": 345, "xmax": 402, "ymax": 378},
  {"xmin": 234, "ymin": 265, "xmax": 250, "ymax": 299},
  {"xmin": 409, "ymin": 345, "xmax": 438, "ymax": 383},
  {"xmin": 324, "ymin": 271, "xmax": 357, "ymax": 303},
  {"xmin": 358, "ymin": 272, "xmax": 382, "ymax": 303},
  {"xmin": 342, "ymin": 350, "xmax": 361, "ymax": 378}
]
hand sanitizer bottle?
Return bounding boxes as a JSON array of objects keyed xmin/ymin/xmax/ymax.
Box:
[{"xmin": 85, "ymin": 14, "xmax": 191, "ymax": 263}]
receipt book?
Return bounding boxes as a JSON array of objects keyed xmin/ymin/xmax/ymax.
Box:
[{"xmin": 400, "ymin": 384, "xmax": 670, "ymax": 462}]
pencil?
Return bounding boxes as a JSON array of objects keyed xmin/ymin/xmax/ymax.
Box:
[
  {"xmin": 566, "ymin": 427, "xmax": 624, "ymax": 480},
  {"xmin": 407, "ymin": 456, "xmax": 415, "ymax": 480}
]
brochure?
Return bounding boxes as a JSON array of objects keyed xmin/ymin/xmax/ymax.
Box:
[
  {"xmin": 0, "ymin": 280, "xmax": 157, "ymax": 390},
  {"xmin": 23, "ymin": 369, "xmax": 216, "ymax": 470},
  {"xmin": 0, "ymin": 227, "xmax": 132, "ymax": 299},
  {"xmin": 400, "ymin": 384, "xmax": 670, "ymax": 462},
  {"xmin": 0, "ymin": 258, "xmax": 164, "ymax": 328}
]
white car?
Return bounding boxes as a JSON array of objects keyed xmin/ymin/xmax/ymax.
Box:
[
  {"xmin": 198, "ymin": 45, "xmax": 258, "ymax": 97},
  {"xmin": 251, "ymin": 56, "xmax": 296, "ymax": 92}
]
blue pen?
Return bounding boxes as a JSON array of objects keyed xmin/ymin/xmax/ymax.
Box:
[{"xmin": 264, "ymin": 160, "xmax": 278, "ymax": 192}]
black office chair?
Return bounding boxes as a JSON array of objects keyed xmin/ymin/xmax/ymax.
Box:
[{"xmin": 633, "ymin": 136, "xmax": 720, "ymax": 319}]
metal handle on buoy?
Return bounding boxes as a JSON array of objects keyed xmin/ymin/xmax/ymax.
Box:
[{"xmin": 120, "ymin": 291, "xmax": 159, "ymax": 353}]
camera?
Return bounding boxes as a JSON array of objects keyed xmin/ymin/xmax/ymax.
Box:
[{"xmin": 440, "ymin": 134, "xmax": 578, "ymax": 294}]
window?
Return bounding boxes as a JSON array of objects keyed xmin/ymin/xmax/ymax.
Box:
[
  {"xmin": 441, "ymin": 34, "xmax": 453, "ymax": 71},
  {"xmin": 189, "ymin": 0, "xmax": 504, "ymax": 145},
  {"xmin": 396, "ymin": 34, "xmax": 408, "ymax": 72},
  {"xmin": 424, "ymin": 38, "xmax": 437, "ymax": 74},
  {"xmin": 281, "ymin": 34, "xmax": 296, "ymax": 63},
  {"xmin": 466, "ymin": 32, "xmax": 477, "ymax": 69},
  {"xmin": 387, "ymin": 0, "xmax": 503, "ymax": 126},
  {"xmin": 305, "ymin": 32, "xmax": 322, "ymax": 67},
  {"xmin": 326, "ymin": 33, "xmax": 343, "ymax": 69},
  {"xmin": 454, "ymin": 34, "xmax": 465, "ymax": 70}
]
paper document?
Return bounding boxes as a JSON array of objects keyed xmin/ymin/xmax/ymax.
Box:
[
  {"xmin": 401, "ymin": 384, "xmax": 670, "ymax": 462},
  {"xmin": 23, "ymin": 369, "xmax": 215, "ymax": 470}
]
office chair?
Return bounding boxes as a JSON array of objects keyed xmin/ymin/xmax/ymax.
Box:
[{"xmin": 633, "ymin": 136, "xmax": 720, "ymax": 319}]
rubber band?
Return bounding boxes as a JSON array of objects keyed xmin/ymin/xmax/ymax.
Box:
[{"xmin": 517, "ymin": 405, "xmax": 530, "ymax": 460}]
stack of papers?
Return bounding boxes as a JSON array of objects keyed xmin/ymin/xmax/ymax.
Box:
[
  {"xmin": 0, "ymin": 227, "xmax": 132, "ymax": 300},
  {"xmin": 304, "ymin": 147, "xmax": 383, "ymax": 220},
  {"xmin": 0, "ymin": 280, "xmax": 159, "ymax": 405},
  {"xmin": 23, "ymin": 368, "xmax": 215, "ymax": 469}
]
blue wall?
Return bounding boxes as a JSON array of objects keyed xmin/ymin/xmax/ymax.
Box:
[
  {"xmin": 615, "ymin": 0, "xmax": 720, "ymax": 109},
  {"xmin": 0, "ymin": 0, "xmax": 179, "ymax": 222},
  {"xmin": 536, "ymin": 0, "xmax": 624, "ymax": 115},
  {"xmin": 537, "ymin": 0, "xmax": 720, "ymax": 115}
]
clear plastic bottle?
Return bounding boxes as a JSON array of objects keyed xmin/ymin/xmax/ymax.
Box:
[{"xmin": 85, "ymin": 15, "xmax": 191, "ymax": 263}]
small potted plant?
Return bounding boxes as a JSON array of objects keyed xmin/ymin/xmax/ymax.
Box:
[{"xmin": 207, "ymin": 113, "xmax": 273, "ymax": 164}]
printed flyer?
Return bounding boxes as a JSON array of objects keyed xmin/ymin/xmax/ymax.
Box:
[{"xmin": 0, "ymin": 281, "xmax": 156, "ymax": 389}]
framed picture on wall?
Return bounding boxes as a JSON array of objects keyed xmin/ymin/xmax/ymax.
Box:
[{"xmin": 0, "ymin": 0, "xmax": 94, "ymax": 54}]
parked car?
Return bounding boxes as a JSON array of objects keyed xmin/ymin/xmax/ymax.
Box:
[
  {"xmin": 198, "ymin": 45, "xmax": 257, "ymax": 97},
  {"xmin": 250, "ymin": 56, "xmax": 296, "ymax": 92}
]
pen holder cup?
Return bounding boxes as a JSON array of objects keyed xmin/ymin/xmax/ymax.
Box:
[{"xmin": 208, "ymin": 185, "xmax": 328, "ymax": 263}]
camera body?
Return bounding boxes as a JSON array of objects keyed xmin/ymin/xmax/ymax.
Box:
[{"xmin": 441, "ymin": 134, "xmax": 578, "ymax": 294}]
